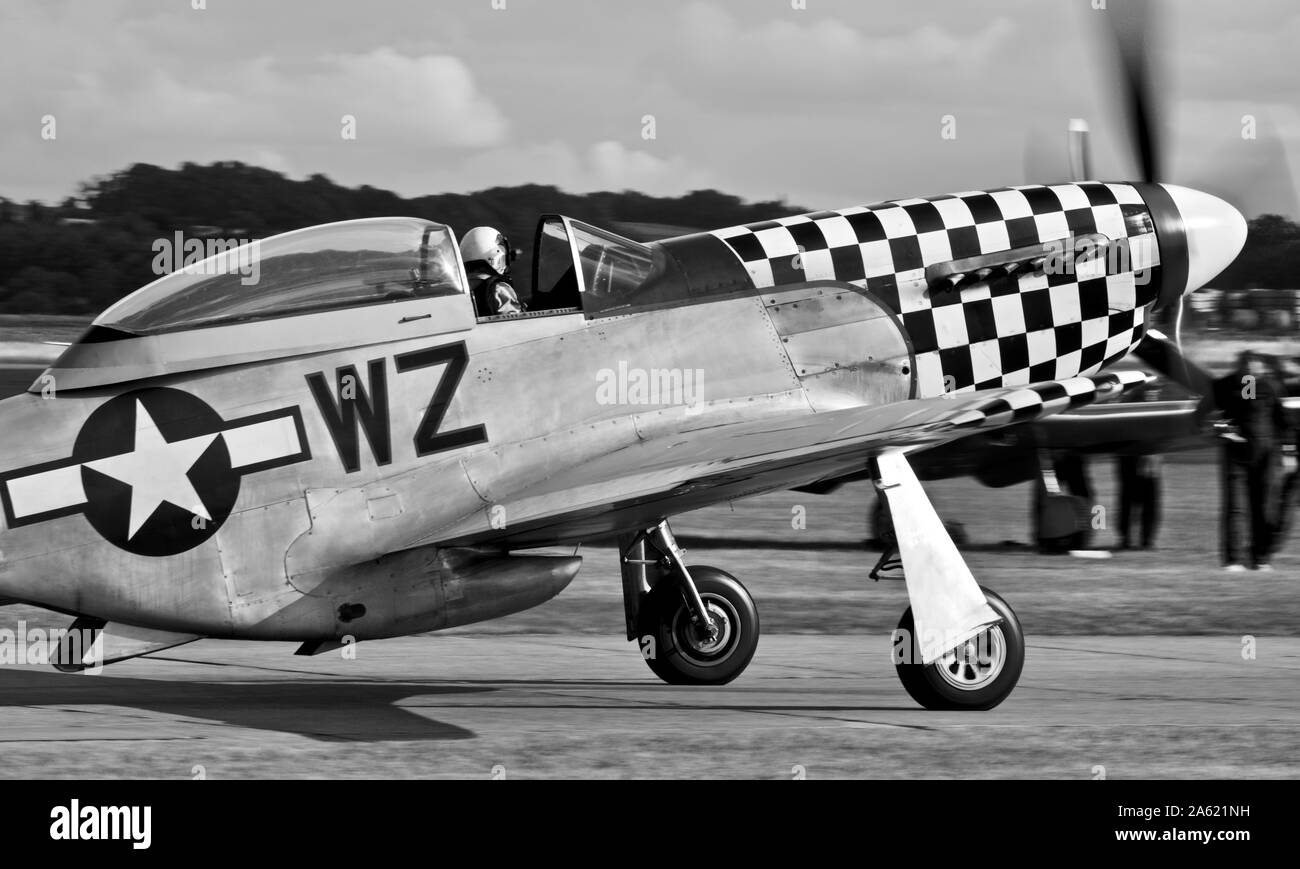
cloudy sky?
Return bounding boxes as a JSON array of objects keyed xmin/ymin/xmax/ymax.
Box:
[{"xmin": 1, "ymin": 0, "xmax": 1296, "ymax": 217}]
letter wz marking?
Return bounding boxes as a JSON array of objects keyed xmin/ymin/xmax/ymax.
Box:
[
  {"xmin": 394, "ymin": 342, "xmax": 488, "ymax": 456},
  {"xmin": 306, "ymin": 359, "xmax": 391, "ymax": 473}
]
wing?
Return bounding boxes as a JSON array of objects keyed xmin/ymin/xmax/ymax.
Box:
[
  {"xmin": 798, "ymin": 398, "xmax": 1204, "ymax": 493},
  {"xmin": 431, "ymin": 370, "xmax": 1150, "ymax": 548},
  {"xmin": 1037, "ymin": 399, "xmax": 1203, "ymax": 449}
]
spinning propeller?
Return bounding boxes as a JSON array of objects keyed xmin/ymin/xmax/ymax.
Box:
[{"xmin": 1041, "ymin": 1, "xmax": 1297, "ymax": 398}]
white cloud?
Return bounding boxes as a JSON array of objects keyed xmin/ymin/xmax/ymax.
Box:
[
  {"xmin": 0, "ymin": 11, "xmax": 508, "ymax": 200},
  {"xmin": 585, "ymin": 140, "xmax": 711, "ymax": 193},
  {"xmin": 311, "ymin": 49, "xmax": 507, "ymax": 149},
  {"xmin": 671, "ymin": 2, "xmax": 1016, "ymax": 104},
  {"xmin": 410, "ymin": 140, "xmax": 714, "ymax": 197},
  {"xmin": 11, "ymin": 48, "xmax": 506, "ymax": 150}
]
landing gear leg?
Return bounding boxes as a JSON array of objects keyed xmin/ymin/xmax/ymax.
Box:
[
  {"xmin": 868, "ymin": 496, "xmax": 903, "ymax": 580},
  {"xmin": 621, "ymin": 520, "xmax": 760, "ymax": 685},
  {"xmin": 872, "ymin": 451, "xmax": 1025, "ymax": 710}
]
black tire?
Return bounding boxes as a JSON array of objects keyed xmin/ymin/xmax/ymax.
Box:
[
  {"xmin": 635, "ymin": 566, "xmax": 759, "ymax": 685},
  {"xmin": 893, "ymin": 587, "xmax": 1024, "ymax": 710}
]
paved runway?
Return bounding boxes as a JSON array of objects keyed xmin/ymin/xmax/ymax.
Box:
[{"xmin": 0, "ymin": 633, "xmax": 1296, "ymax": 778}]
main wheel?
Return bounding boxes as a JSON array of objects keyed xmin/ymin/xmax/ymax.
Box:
[
  {"xmin": 894, "ymin": 587, "xmax": 1024, "ymax": 710},
  {"xmin": 635, "ymin": 566, "xmax": 759, "ymax": 685}
]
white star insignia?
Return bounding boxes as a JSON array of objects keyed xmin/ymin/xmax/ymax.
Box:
[{"xmin": 83, "ymin": 401, "xmax": 218, "ymax": 539}]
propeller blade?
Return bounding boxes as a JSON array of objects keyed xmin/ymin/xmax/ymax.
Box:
[
  {"xmin": 1132, "ymin": 328, "xmax": 1213, "ymax": 397},
  {"xmin": 1101, "ymin": 0, "xmax": 1161, "ymax": 182}
]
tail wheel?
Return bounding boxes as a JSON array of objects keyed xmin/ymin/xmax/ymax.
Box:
[
  {"xmin": 636, "ymin": 566, "xmax": 759, "ymax": 685},
  {"xmin": 894, "ymin": 586, "xmax": 1025, "ymax": 710}
]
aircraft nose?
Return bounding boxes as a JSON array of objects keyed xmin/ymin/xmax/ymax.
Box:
[{"xmin": 1148, "ymin": 183, "xmax": 1247, "ymax": 308}]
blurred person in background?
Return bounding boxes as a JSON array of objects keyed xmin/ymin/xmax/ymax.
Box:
[
  {"xmin": 1202, "ymin": 351, "xmax": 1290, "ymax": 571},
  {"xmin": 1268, "ymin": 361, "xmax": 1300, "ymax": 555},
  {"xmin": 1116, "ymin": 453, "xmax": 1161, "ymax": 549}
]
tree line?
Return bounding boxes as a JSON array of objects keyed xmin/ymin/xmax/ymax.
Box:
[{"xmin": 0, "ymin": 161, "xmax": 1294, "ymax": 316}]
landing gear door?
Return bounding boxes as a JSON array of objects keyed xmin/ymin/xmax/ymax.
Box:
[{"xmin": 531, "ymin": 214, "xmax": 585, "ymax": 311}]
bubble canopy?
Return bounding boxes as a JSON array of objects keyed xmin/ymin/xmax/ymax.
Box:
[{"xmin": 95, "ymin": 218, "xmax": 466, "ymax": 335}]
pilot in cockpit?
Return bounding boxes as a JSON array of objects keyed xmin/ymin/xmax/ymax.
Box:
[{"xmin": 461, "ymin": 226, "xmax": 523, "ymax": 316}]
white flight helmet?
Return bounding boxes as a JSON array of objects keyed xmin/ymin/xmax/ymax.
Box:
[{"xmin": 461, "ymin": 226, "xmax": 510, "ymax": 273}]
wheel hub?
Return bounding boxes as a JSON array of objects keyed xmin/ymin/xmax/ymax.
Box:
[
  {"xmin": 935, "ymin": 626, "xmax": 1007, "ymax": 691},
  {"xmin": 686, "ymin": 601, "xmax": 731, "ymax": 654},
  {"xmin": 674, "ymin": 596, "xmax": 738, "ymax": 664}
]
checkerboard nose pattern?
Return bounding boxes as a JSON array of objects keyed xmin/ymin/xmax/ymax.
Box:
[{"xmin": 711, "ymin": 182, "xmax": 1164, "ymax": 398}]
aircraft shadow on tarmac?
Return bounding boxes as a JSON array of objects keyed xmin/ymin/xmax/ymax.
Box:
[{"xmin": 0, "ymin": 667, "xmax": 488, "ymax": 742}]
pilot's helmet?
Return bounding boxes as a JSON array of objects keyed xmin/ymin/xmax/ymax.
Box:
[{"xmin": 461, "ymin": 226, "xmax": 511, "ymax": 274}]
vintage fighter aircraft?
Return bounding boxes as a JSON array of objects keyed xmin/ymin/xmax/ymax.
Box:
[
  {"xmin": 0, "ymin": 176, "xmax": 1246, "ymax": 710},
  {"xmin": 0, "ymin": 7, "xmax": 1255, "ymax": 711}
]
